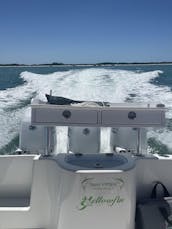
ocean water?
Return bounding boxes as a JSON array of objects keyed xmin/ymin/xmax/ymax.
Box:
[{"xmin": 0, "ymin": 64, "xmax": 172, "ymax": 154}]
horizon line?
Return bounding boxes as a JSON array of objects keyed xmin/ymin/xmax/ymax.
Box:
[{"xmin": 0, "ymin": 61, "xmax": 172, "ymax": 66}]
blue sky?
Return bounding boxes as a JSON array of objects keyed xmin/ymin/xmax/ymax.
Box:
[{"xmin": 0, "ymin": 0, "xmax": 172, "ymax": 64}]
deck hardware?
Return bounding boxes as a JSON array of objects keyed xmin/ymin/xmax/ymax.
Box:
[
  {"xmin": 62, "ymin": 110, "xmax": 71, "ymax": 119},
  {"xmin": 128, "ymin": 111, "xmax": 136, "ymax": 120},
  {"xmin": 83, "ymin": 128, "xmax": 90, "ymax": 135},
  {"xmin": 94, "ymin": 162, "xmax": 103, "ymax": 168}
]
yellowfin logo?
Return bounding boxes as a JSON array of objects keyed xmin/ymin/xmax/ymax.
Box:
[
  {"xmin": 77, "ymin": 177, "xmax": 125, "ymax": 210},
  {"xmin": 78, "ymin": 195, "xmax": 124, "ymax": 210}
]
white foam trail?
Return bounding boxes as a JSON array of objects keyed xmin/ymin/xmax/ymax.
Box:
[
  {"xmin": 0, "ymin": 68, "xmax": 172, "ymax": 152},
  {"xmin": 0, "ymin": 70, "xmax": 72, "ymax": 150},
  {"xmin": 20, "ymin": 69, "xmax": 167, "ymax": 104}
]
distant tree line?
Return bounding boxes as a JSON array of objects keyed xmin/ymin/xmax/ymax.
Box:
[
  {"xmin": 95, "ymin": 61, "xmax": 172, "ymax": 65},
  {"xmin": 0, "ymin": 61, "xmax": 172, "ymax": 66},
  {"xmin": 0, "ymin": 62, "xmax": 64, "ymax": 66}
]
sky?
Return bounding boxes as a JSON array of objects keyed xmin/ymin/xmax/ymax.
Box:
[{"xmin": 0, "ymin": 0, "xmax": 172, "ymax": 64}]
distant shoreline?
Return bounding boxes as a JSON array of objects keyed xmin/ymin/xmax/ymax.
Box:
[{"xmin": 0, "ymin": 62, "xmax": 172, "ymax": 67}]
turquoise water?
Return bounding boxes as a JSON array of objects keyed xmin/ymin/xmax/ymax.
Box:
[{"xmin": 0, "ymin": 64, "xmax": 172, "ymax": 154}]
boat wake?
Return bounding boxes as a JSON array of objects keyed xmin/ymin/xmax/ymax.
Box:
[{"xmin": 0, "ymin": 68, "xmax": 172, "ymax": 153}]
